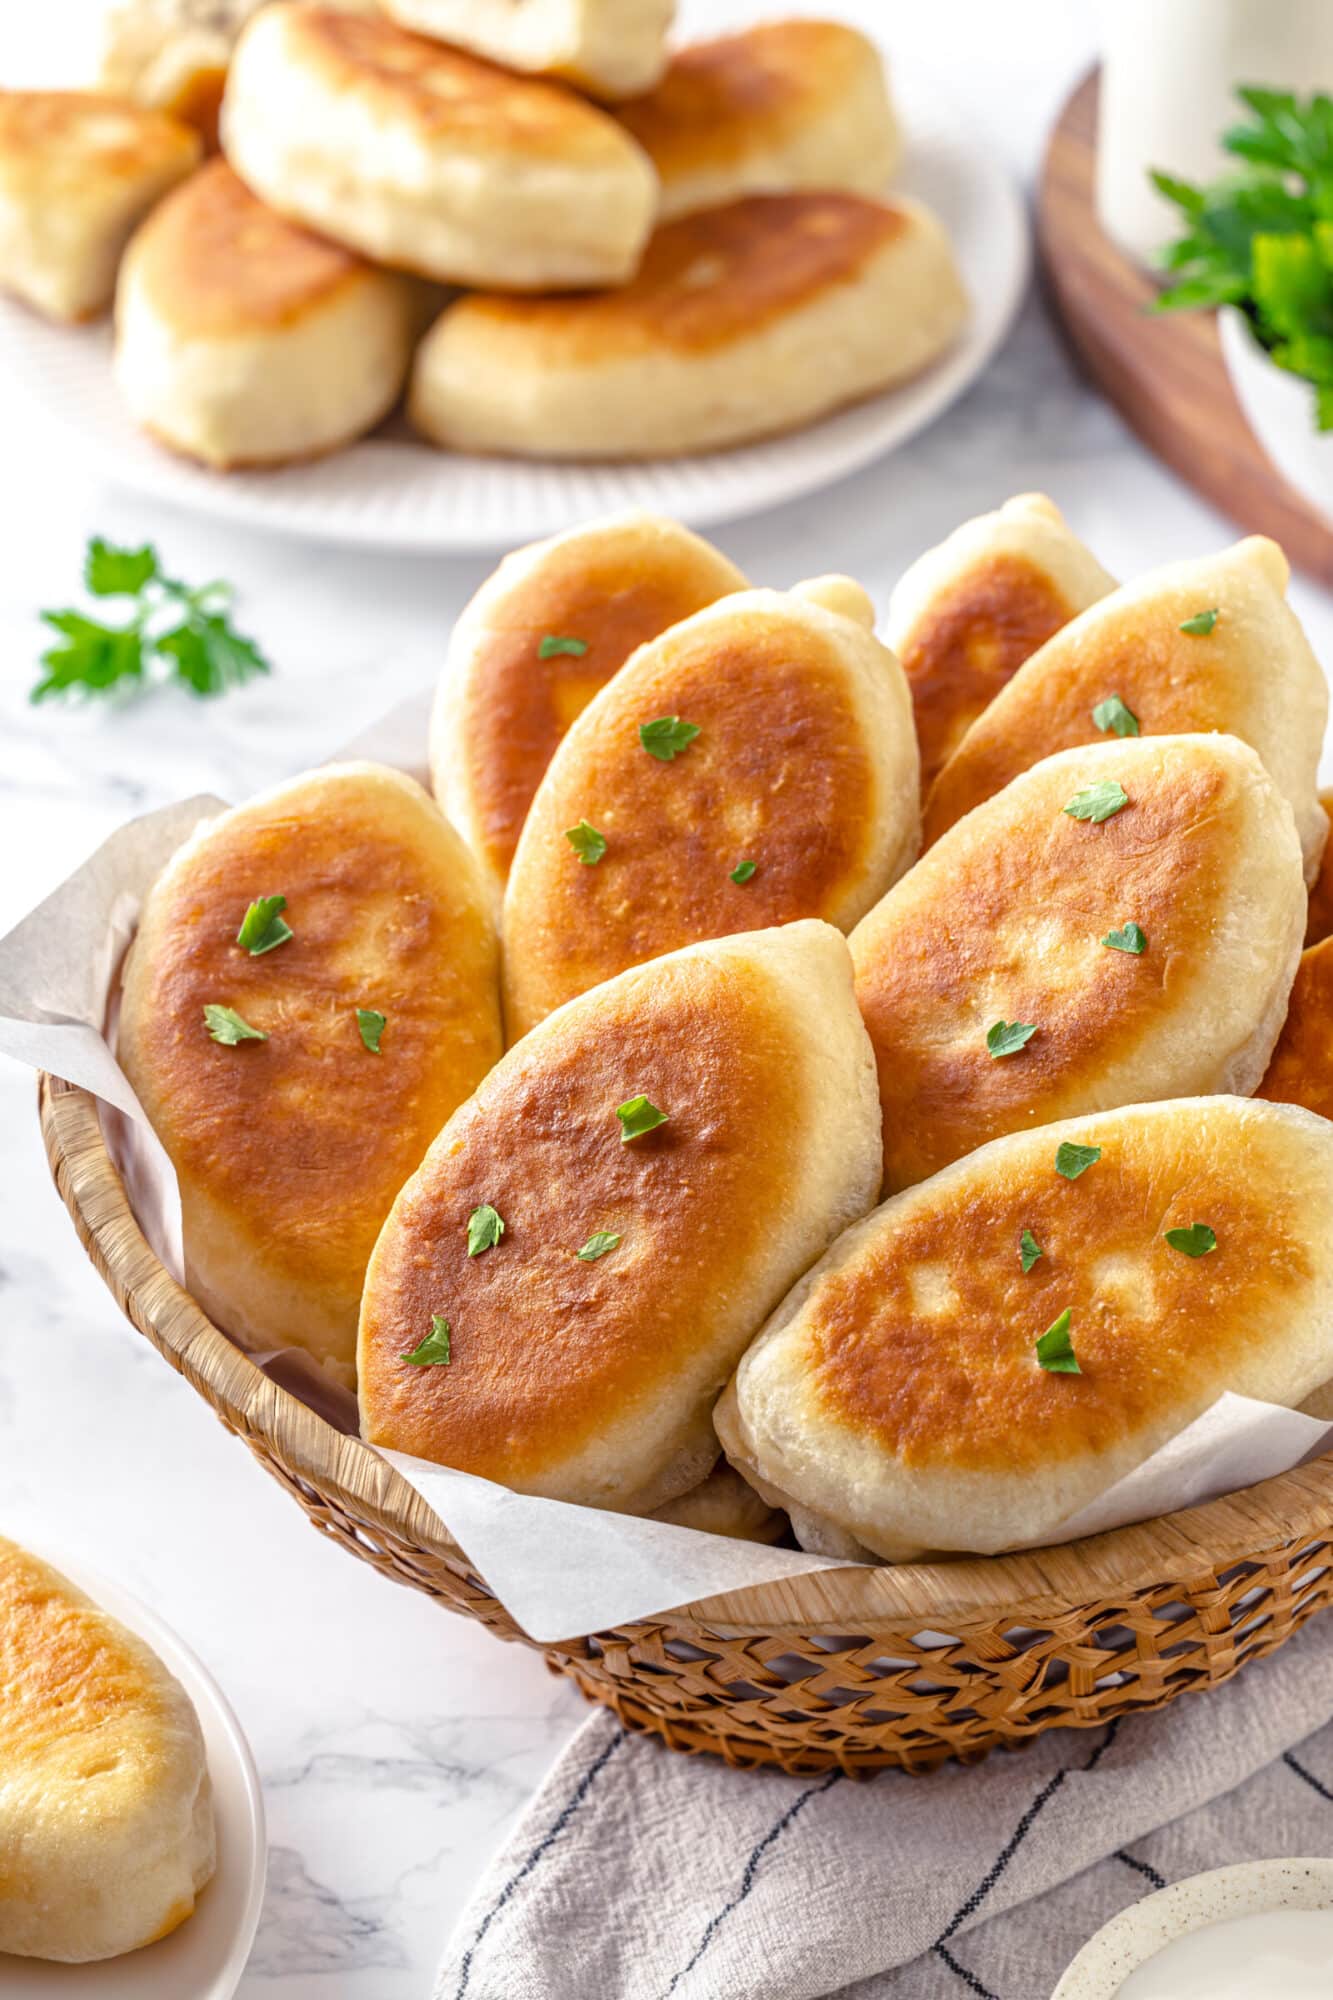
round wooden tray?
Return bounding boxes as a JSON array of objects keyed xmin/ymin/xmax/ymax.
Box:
[
  {"xmin": 40, "ymin": 1070, "xmax": 1333, "ymax": 1774},
  {"xmin": 1037, "ymin": 69, "xmax": 1333, "ymax": 589}
]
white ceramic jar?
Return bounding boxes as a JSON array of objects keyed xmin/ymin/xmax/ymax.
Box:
[
  {"xmin": 1096, "ymin": 0, "xmax": 1333, "ymax": 266},
  {"xmin": 1219, "ymin": 308, "xmax": 1333, "ymax": 526}
]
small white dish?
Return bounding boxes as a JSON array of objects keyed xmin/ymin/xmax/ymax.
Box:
[
  {"xmin": 0, "ymin": 67, "xmax": 1028, "ymax": 552},
  {"xmin": 1219, "ymin": 306, "xmax": 1333, "ymax": 528},
  {"xmin": 1053, "ymin": 1856, "xmax": 1333, "ymax": 1998},
  {"xmin": 0, "ymin": 1549, "xmax": 266, "ymax": 2000}
]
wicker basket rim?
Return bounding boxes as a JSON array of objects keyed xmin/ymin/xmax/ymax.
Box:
[{"xmin": 40, "ymin": 1070, "xmax": 1333, "ymax": 1638}]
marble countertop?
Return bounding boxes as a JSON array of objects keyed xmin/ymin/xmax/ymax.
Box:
[{"xmin": 2, "ymin": 4, "xmax": 1332, "ymax": 1994}]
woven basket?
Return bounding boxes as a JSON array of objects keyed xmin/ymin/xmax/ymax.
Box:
[{"xmin": 40, "ymin": 1069, "xmax": 1333, "ymax": 1776}]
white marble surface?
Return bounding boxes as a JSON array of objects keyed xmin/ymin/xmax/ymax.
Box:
[{"xmin": 1, "ymin": 4, "xmax": 1332, "ymax": 1994}]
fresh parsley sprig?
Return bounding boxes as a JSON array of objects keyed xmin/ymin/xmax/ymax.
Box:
[
  {"xmin": 1150, "ymin": 87, "xmax": 1333, "ymax": 430},
  {"xmin": 33, "ymin": 537, "xmax": 271, "ymax": 703}
]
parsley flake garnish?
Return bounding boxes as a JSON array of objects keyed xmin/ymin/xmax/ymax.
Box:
[
  {"xmin": 1020, "ymin": 1229, "xmax": 1044, "ymax": 1273},
  {"xmin": 539, "ymin": 634, "xmax": 588, "ymax": 659},
  {"xmin": 639, "ymin": 715, "xmax": 701, "ymax": 762},
  {"xmin": 1102, "ymin": 922, "xmax": 1147, "ymax": 954},
  {"xmin": 204, "ymin": 1003, "xmax": 267, "ymax": 1045},
  {"xmin": 1164, "ymin": 1222, "xmax": 1217, "ymax": 1258},
  {"xmin": 565, "ymin": 819, "xmax": 607, "ymax": 865},
  {"xmin": 1036, "ymin": 1308, "xmax": 1081, "ymax": 1374},
  {"xmin": 730, "ymin": 860, "xmax": 757, "ymax": 884},
  {"xmin": 1179, "ymin": 608, "xmax": 1219, "ymax": 636},
  {"xmin": 577, "ymin": 1231, "xmax": 621, "ymax": 1262},
  {"xmin": 616, "ymin": 1095, "xmax": 667, "ymax": 1142},
  {"xmin": 33, "ymin": 537, "xmax": 270, "ymax": 703},
  {"xmin": 356, "ymin": 1008, "xmax": 386, "ymax": 1053},
  {"xmin": 467, "ymin": 1204, "xmax": 505, "ymax": 1256},
  {"xmin": 1064, "ymin": 780, "xmax": 1130, "ymax": 823},
  {"xmin": 987, "ymin": 1019, "xmax": 1037, "ymax": 1059},
  {"xmin": 1092, "ymin": 694, "xmax": 1140, "ymax": 738},
  {"xmin": 236, "ymin": 895, "xmax": 292, "ymax": 956},
  {"xmin": 1055, "ymin": 1141, "xmax": 1101, "ymax": 1180},
  {"xmin": 401, "ymin": 1315, "xmax": 451, "ymax": 1366}
]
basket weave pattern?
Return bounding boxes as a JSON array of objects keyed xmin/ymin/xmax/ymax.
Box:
[{"xmin": 40, "ymin": 1072, "xmax": 1333, "ymax": 1775}]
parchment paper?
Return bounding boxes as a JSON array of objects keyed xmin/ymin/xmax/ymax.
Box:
[{"xmin": 2, "ymin": 695, "xmax": 1330, "ymax": 1644}]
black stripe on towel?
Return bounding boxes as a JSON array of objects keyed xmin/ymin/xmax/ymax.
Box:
[
  {"xmin": 935, "ymin": 1721, "xmax": 1121, "ymax": 1947},
  {"xmin": 1115, "ymin": 1849, "xmax": 1167, "ymax": 1890},
  {"xmin": 658, "ymin": 1768, "xmax": 844, "ymax": 1998},
  {"xmin": 454, "ymin": 1722, "xmax": 629, "ymax": 1999},
  {"xmin": 934, "ymin": 1939, "xmax": 1001, "ymax": 1997},
  {"xmin": 1284, "ymin": 1749, "xmax": 1333, "ymax": 1802}
]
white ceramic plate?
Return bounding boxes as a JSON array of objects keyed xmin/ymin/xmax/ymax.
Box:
[
  {"xmin": 0, "ymin": 1550, "xmax": 266, "ymax": 2000},
  {"xmin": 1052, "ymin": 1857, "xmax": 1333, "ymax": 1998},
  {"xmin": 0, "ymin": 69, "xmax": 1028, "ymax": 552}
]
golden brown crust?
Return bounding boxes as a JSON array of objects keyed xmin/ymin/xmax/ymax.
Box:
[
  {"xmin": 0, "ymin": 1537, "xmax": 213, "ymax": 1962},
  {"xmin": 0, "ymin": 1540, "xmax": 174, "ymax": 1785},
  {"xmin": 921, "ymin": 552, "xmax": 1318, "ymax": 848},
  {"xmin": 853, "ymin": 736, "xmax": 1302, "ymax": 1190},
  {"xmin": 359, "ymin": 951, "xmax": 808, "ymax": 1486},
  {"xmin": 618, "ymin": 21, "xmax": 876, "ymax": 177},
  {"xmin": 804, "ymin": 1113, "xmax": 1315, "ymax": 1474},
  {"xmin": 290, "ymin": 6, "xmax": 635, "ymax": 165},
  {"xmin": 160, "ymin": 65, "xmax": 228, "ymax": 151},
  {"xmin": 503, "ymin": 603, "xmax": 881, "ymax": 1033},
  {"xmin": 901, "ymin": 553, "xmax": 1079, "ymax": 793},
  {"xmin": 0, "ymin": 89, "xmax": 200, "ymax": 193},
  {"xmin": 458, "ymin": 534, "xmax": 742, "ymax": 885},
  {"xmin": 451, "ymin": 193, "xmax": 906, "ymax": 361},
  {"xmin": 118, "ymin": 768, "xmax": 501, "ymax": 1372},
  {"xmin": 1306, "ymin": 790, "xmax": 1333, "ymax": 946},
  {"xmin": 1257, "ymin": 935, "xmax": 1333, "ymax": 1119},
  {"xmin": 130, "ymin": 159, "xmax": 370, "ymax": 336}
]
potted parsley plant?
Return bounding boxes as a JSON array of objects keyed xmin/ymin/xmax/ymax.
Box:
[{"xmin": 1151, "ymin": 86, "xmax": 1333, "ymax": 521}]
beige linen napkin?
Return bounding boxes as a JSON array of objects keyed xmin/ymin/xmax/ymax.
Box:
[{"xmin": 436, "ymin": 1612, "xmax": 1333, "ymax": 2000}]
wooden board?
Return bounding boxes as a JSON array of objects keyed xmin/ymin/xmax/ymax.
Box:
[{"xmin": 1037, "ymin": 69, "xmax": 1333, "ymax": 588}]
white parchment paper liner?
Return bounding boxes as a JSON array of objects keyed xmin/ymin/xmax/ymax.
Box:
[{"xmin": 2, "ymin": 691, "xmax": 1330, "ymax": 1643}]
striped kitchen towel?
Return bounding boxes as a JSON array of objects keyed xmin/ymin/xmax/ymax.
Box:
[{"xmin": 436, "ymin": 1611, "xmax": 1333, "ymax": 1999}]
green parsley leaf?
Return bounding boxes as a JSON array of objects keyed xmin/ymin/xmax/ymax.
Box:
[
  {"xmin": 639, "ymin": 715, "xmax": 701, "ymax": 762},
  {"xmin": 204, "ymin": 1003, "xmax": 267, "ymax": 1045},
  {"xmin": 577, "ymin": 1231, "xmax": 621, "ymax": 1262},
  {"xmin": 467, "ymin": 1203, "xmax": 505, "ymax": 1256},
  {"xmin": 1092, "ymin": 693, "xmax": 1140, "ymax": 738},
  {"xmin": 1150, "ymin": 89, "xmax": 1333, "ymax": 435},
  {"xmin": 1164, "ymin": 1222, "xmax": 1218, "ymax": 1258},
  {"xmin": 33, "ymin": 612, "xmax": 145, "ymax": 701},
  {"xmin": 236, "ymin": 895, "xmax": 293, "ymax": 955},
  {"xmin": 33, "ymin": 537, "xmax": 270, "ymax": 704},
  {"xmin": 565, "ymin": 819, "xmax": 607, "ymax": 865},
  {"xmin": 1055, "ymin": 1141, "xmax": 1101, "ymax": 1180},
  {"xmin": 85, "ymin": 537, "xmax": 159, "ymax": 596},
  {"xmin": 1020, "ymin": 1228, "xmax": 1043, "ymax": 1273},
  {"xmin": 157, "ymin": 615, "xmax": 268, "ymax": 696},
  {"xmin": 539, "ymin": 634, "xmax": 588, "ymax": 659},
  {"xmin": 1150, "ymin": 168, "xmax": 1207, "ymax": 217},
  {"xmin": 616, "ymin": 1095, "xmax": 667, "ymax": 1142},
  {"xmin": 1064, "ymin": 780, "xmax": 1129, "ymax": 824},
  {"xmin": 730, "ymin": 860, "xmax": 757, "ymax": 884},
  {"xmin": 1102, "ymin": 921, "xmax": 1147, "ymax": 955},
  {"xmin": 401, "ymin": 1315, "xmax": 451, "ymax": 1366},
  {"xmin": 1179, "ymin": 608, "xmax": 1219, "ymax": 636},
  {"xmin": 1035, "ymin": 1307, "xmax": 1082, "ymax": 1374},
  {"xmin": 356, "ymin": 1008, "xmax": 386, "ymax": 1053},
  {"xmin": 986, "ymin": 1019, "xmax": 1037, "ymax": 1059}
]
